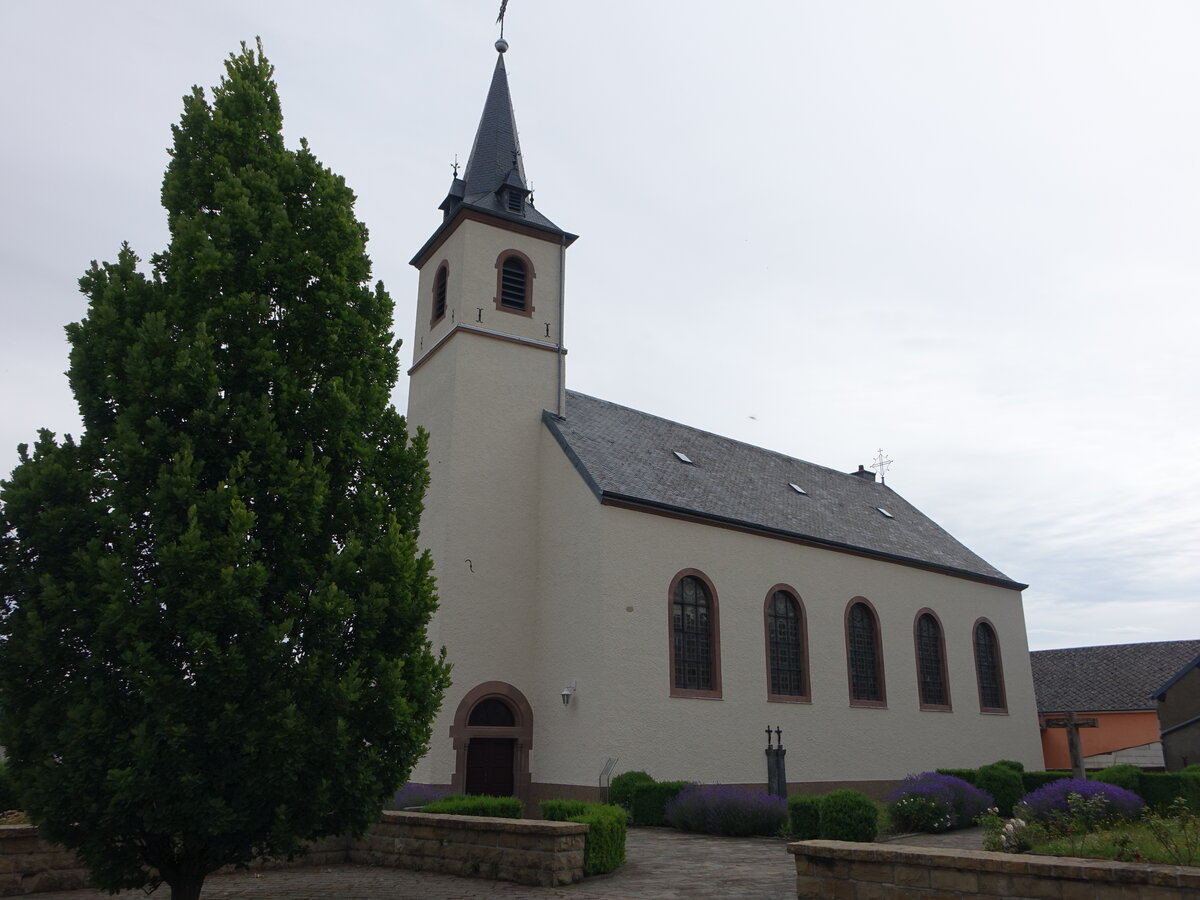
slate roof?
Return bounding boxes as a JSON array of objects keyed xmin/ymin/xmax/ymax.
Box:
[
  {"xmin": 543, "ymin": 391, "xmax": 1021, "ymax": 588},
  {"xmin": 1030, "ymin": 640, "xmax": 1200, "ymax": 713}
]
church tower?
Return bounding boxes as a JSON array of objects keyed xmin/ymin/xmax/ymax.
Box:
[{"xmin": 406, "ymin": 39, "xmax": 576, "ymax": 796}]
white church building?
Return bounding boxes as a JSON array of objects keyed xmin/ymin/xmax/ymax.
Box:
[{"xmin": 404, "ymin": 40, "xmax": 1043, "ymax": 806}]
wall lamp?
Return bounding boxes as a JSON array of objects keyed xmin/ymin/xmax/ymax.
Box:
[{"xmin": 561, "ymin": 680, "xmax": 577, "ymax": 706}]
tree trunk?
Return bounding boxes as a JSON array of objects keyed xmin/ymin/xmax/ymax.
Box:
[{"xmin": 168, "ymin": 877, "xmax": 205, "ymax": 900}]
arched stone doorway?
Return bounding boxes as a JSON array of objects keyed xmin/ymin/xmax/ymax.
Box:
[{"xmin": 449, "ymin": 681, "xmax": 533, "ymax": 801}]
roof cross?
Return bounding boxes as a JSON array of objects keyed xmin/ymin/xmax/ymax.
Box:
[{"xmin": 870, "ymin": 448, "xmax": 893, "ymax": 484}]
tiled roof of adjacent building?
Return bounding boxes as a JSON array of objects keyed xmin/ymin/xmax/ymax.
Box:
[
  {"xmin": 1030, "ymin": 640, "xmax": 1200, "ymax": 713},
  {"xmin": 543, "ymin": 391, "xmax": 1021, "ymax": 589}
]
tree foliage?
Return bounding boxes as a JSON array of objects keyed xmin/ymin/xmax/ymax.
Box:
[{"xmin": 0, "ymin": 41, "xmax": 449, "ymax": 899}]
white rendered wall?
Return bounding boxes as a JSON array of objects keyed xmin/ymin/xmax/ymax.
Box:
[
  {"xmin": 406, "ymin": 216, "xmax": 567, "ymax": 786},
  {"xmin": 528, "ymin": 437, "xmax": 1044, "ymax": 787}
]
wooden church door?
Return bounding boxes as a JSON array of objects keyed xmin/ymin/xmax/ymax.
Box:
[
  {"xmin": 463, "ymin": 696, "xmax": 518, "ymax": 796},
  {"xmin": 464, "ymin": 738, "xmax": 516, "ymax": 796}
]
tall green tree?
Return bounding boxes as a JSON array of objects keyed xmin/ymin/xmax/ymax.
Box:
[{"xmin": 0, "ymin": 41, "xmax": 448, "ymax": 900}]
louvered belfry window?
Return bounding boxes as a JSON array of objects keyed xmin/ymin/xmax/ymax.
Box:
[
  {"xmin": 848, "ymin": 602, "xmax": 882, "ymax": 702},
  {"xmin": 433, "ymin": 265, "xmax": 448, "ymax": 321},
  {"xmin": 499, "ymin": 256, "xmax": 528, "ymax": 310},
  {"xmin": 767, "ymin": 590, "xmax": 805, "ymax": 697},
  {"xmin": 916, "ymin": 613, "xmax": 948, "ymax": 707},
  {"xmin": 673, "ymin": 575, "xmax": 713, "ymax": 691},
  {"xmin": 975, "ymin": 622, "xmax": 1006, "ymax": 710}
]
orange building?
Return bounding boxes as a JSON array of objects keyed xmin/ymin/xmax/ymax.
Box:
[{"xmin": 1031, "ymin": 640, "xmax": 1200, "ymax": 771}]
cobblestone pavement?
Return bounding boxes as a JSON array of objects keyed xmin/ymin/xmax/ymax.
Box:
[{"xmin": 28, "ymin": 828, "xmax": 799, "ymax": 900}]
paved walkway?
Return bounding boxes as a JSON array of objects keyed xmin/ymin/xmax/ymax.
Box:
[{"xmin": 28, "ymin": 826, "xmax": 986, "ymax": 900}]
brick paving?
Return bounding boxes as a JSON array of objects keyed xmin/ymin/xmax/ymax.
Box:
[{"xmin": 27, "ymin": 826, "xmax": 986, "ymax": 899}]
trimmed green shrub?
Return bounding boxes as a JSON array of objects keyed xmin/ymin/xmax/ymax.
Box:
[
  {"xmin": 935, "ymin": 768, "xmax": 978, "ymax": 786},
  {"xmin": 1183, "ymin": 773, "xmax": 1200, "ymax": 812},
  {"xmin": 992, "ymin": 759, "xmax": 1025, "ymax": 773},
  {"xmin": 818, "ymin": 790, "xmax": 879, "ymax": 842},
  {"xmin": 542, "ymin": 800, "xmax": 627, "ymax": 874},
  {"xmin": 1182, "ymin": 764, "xmax": 1200, "ymax": 775},
  {"xmin": 540, "ymin": 799, "xmax": 591, "ymax": 820},
  {"xmin": 609, "ymin": 770, "xmax": 655, "ymax": 810},
  {"xmin": 570, "ymin": 804, "xmax": 627, "ymax": 875},
  {"xmin": 977, "ymin": 763, "xmax": 1024, "ymax": 817},
  {"xmin": 422, "ymin": 795, "xmax": 523, "ymax": 818},
  {"xmin": 1022, "ymin": 771, "xmax": 1069, "ymax": 793},
  {"xmin": 1137, "ymin": 773, "xmax": 1190, "ymax": 813},
  {"xmin": 0, "ymin": 761, "xmax": 18, "ymax": 812},
  {"xmin": 1092, "ymin": 764, "xmax": 1142, "ymax": 792},
  {"xmin": 788, "ymin": 795, "xmax": 822, "ymax": 839},
  {"xmin": 630, "ymin": 781, "xmax": 690, "ymax": 827}
]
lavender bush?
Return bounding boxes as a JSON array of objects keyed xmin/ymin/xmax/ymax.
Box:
[
  {"xmin": 388, "ymin": 782, "xmax": 451, "ymax": 810},
  {"xmin": 664, "ymin": 784, "xmax": 787, "ymax": 837},
  {"xmin": 1016, "ymin": 778, "xmax": 1144, "ymax": 827},
  {"xmin": 886, "ymin": 772, "xmax": 994, "ymax": 833}
]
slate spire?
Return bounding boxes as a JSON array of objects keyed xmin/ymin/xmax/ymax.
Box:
[
  {"xmin": 461, "ymin": 42, "xmax": 527, "ymax": 198},
  {"xmin": 412, "ymin": 39, "xmax": 576, "ymax": 267}
]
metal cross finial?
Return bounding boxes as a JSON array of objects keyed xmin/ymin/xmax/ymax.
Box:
[
  {"xmin": 497, "ymin": 0, "xmax": 509, "ymax": 38},
  {"xmin": 870, "ymin": 448, "xmax": 893, "ymax": 484},
  {"xmin": 451, "ymin": 154, "xmax": 459, "ymax": 178}
]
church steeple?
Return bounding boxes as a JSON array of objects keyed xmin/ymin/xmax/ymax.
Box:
[
  {"xmin": 412, "ymin": 40, "xmax": 575, "ymax": 266},
  {"xmin": 461, "ymin": 42, "xmax": 528, "ymax": 201}
]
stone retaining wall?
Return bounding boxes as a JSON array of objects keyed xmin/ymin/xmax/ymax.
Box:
[
  {"xmin": 351, "ymin": 811, "xmax": 587, "ymax": 886},
  {"xmin": 0, "ymin": 827, "xmax": 89, "ymax": 897},
  {"xmin": 0, "ymin": 812, "xmax": 587, "ymax": 895},
  {"xmin": 790, "ymin": 839, "xmax": 1200, "ymax": 899}
]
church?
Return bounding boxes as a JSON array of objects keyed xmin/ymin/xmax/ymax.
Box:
[{"xmin": 403, "ymin": 39, "xmax": 1043, "ymax": 806}]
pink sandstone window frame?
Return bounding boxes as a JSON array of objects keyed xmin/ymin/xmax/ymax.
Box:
[
  {"xmin": 763, "ymin": 584, "xmax": 811, "ymax": 703},
  {"xmin": 667, "ymin": 569, "xmax": 722, "ymax": 700}
]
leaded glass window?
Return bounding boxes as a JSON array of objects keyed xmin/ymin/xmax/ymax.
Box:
[
  {"xmin": 767, "ymin": 590, "xmax": 805, "ymax": 697},
  {"xmin": 848, "ymin": 602, "xmax": 882, "ymax": 702},
  {"xmin": 673, "ymin": 575, "xmax": 713, "ymax": 691},
  {"xmin": 916, "ymin": 613, "xmax": 948, "ymax": 707},
  {"xmin": 975, "ymin": 622, "xmax": 1006, "ymax": 711}
]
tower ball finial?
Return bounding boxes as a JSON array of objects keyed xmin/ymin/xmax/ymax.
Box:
[{"xmin": 495, "ymin": 38, "xmax": 509, "ymax": 53}]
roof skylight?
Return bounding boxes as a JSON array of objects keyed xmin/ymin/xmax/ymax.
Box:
[
  {"xmin": 673, "ymin": 451, "xmax": 694, "ymax": 464},
  {"xmin": 876, "ymin": 507, "xmax": 894, "ymax": 519},
  {"xmin": 789, "ymin": 483, "xmax": 807, "ymax": 495}
]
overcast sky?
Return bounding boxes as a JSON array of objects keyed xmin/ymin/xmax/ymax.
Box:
[{"xmin": 2, "ymin": 1, "xmax": 1197, "ymax": 652}]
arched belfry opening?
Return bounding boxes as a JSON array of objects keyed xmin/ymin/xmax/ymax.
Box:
[{"xmin": 449, "ymin": 681, "xmax": 533, "ymax": 801}]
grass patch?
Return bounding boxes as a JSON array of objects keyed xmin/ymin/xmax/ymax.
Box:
[{"xmin": 1030, "ymin": 820, "xmax": 1199, "ymax": 866}]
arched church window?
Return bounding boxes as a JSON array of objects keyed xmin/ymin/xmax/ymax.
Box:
[
  {"xmin": 914, "ymin": 611, "xmax": 950, "ymax": 709},
  {"xmin": 432, "ymin": 263, "xmax": 448, "ymax": 325},
  {"xmin": 974, "ymin": 620, "xmax": 1007, "ymax": 712},
  {"xmin": 765, "ymin": 588, "xmax": 808, "ymax": 701},
  {"xmin": 846, "ymin": 599, "xmax": 886, "ymax": 706},
  {"xmin": 669, "ymin": 571, "xmax": 721, "ymax": 698},
  {"xmin": 494, "ymin": 250, "xmax": 534, "ymax": 315}
]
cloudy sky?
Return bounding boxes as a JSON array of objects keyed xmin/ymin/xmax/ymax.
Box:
[{"xmin": 2, "ymin": 1, "xmax": 1197, "ymax": 652}]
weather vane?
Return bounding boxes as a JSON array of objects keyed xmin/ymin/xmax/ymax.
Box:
[
  {"xmin": 870, "ymin": 448, "xmax": 893, "ymax": 484},
  {"xmin": 497, "ymin": 0, "xmax": 509, "ymax": 38}
]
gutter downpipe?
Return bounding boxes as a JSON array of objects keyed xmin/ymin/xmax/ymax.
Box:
[{"xmin": 557, "ymin": 233, "xmax": 567, "ymax": 417}]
